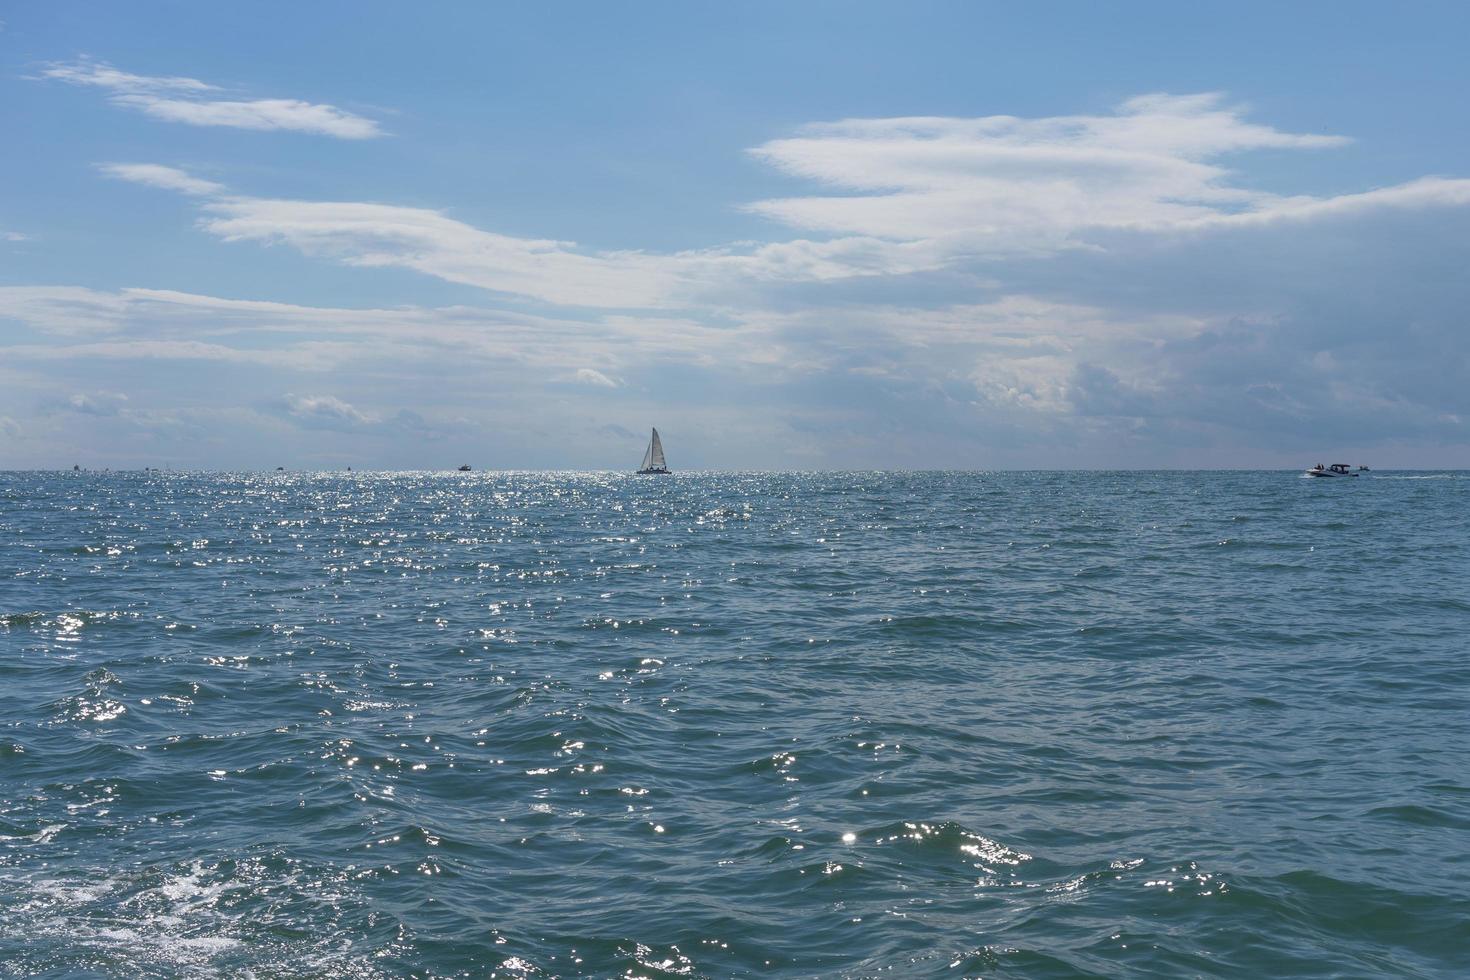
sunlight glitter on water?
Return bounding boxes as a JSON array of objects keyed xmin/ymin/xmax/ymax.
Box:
[{"xmin": 1, "ymin": 470, "xmax": 1468, "ymax": 976}]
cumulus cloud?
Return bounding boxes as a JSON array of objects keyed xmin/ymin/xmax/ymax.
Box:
[{"xmin": 39, "ymin": 58, "xmax": 382, "ymax": 138}]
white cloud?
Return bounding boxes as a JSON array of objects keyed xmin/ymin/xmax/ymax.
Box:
[
  {"xmin": 60, "ymin": 391, "xmax": 129, "ymax": 416},
  {"xmin": 0, "ymin": 285, "xmax": 134, "ymax": 335},
  {"xmin": 743, "ymin": 93, "xmax": 1470, "ymax": 256},
  {"xmin": 282, "ymin": 393, "xmax": 372, "ymax": 425},
  {"xmin": 3, "ymin": 230, "xmax": 29, "ymax": 242},
  {"xmin": 94, "ymin": 166, "xmax": 935, "ymax": 306},
  {"xmin": 200, "ymin": 196, "xmax": 685, "ymax": 307},
  {"xmin": 99, "ymin": 163, "xmax": 225, "ymax": 196},
  {"xmin": 573, "ymin": 368, "xmax": 619, "ymax": 387},
  {"xmin": 5, "ymin": 338, "xmax": 321, "ymax": 367},
  {"xmin": 1, "ymin": 265, "xmax": 1465, "ymax": 466},
  {"xmin": 272, "ymin": 394, "xmax": 445, "ymax": 440},
  {"xmin": 39, "ymin": 59, "xmax": 217, "ymax": 93},
  {"xmin": 120, "ymin": 96, "xmax": 381, "ymax": 139},
  {"xmin": 11, "ymin": 91, "xmax": 1470, "ymax": 466},
  {"xmin": 99, "ymin": 90, "xmax": 1470, "ymax": 311},
  {"xmin": 1178, "ymin": 176, "xmax": 1470, "ymax": 230},
  {"xmin": 40, "ymin": 59, "xmax": 382, "ymax": 139},
  {"xmin": 0, "ymin": 285, "xmax": 777, "ymax": 373},
  {"xmin": 195, "ymin": 196, "xmax": 951, "ymax": 306}
]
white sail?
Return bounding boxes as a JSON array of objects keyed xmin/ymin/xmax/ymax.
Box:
[
  {"xmin": 649, "ymin": 428, "xmax": 666, "ymax": 470},
  {"xmin": 639, "ymin": 428, "xmax": 668, "ymax": 472}
]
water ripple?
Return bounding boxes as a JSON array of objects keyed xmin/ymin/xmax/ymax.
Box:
[{"xmin": 2, "ymin": 469, "xmax": 1467, "ymax": 976}]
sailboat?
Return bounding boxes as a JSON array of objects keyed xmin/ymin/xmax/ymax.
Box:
[{"xmin": 637, "ymin": 428, "xmax": 670, "ymax": 474}]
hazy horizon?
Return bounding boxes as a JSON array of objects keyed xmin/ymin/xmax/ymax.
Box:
[{"xmin": 10, "ymin": 465, "xmax": 1460, "ymax": 475}]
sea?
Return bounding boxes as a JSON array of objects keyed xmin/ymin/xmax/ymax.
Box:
[{"xmin": 2, "ymin": 470, "xmax": 1467, "ymax": 978}]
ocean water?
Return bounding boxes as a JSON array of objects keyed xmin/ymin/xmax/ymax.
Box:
[{"xmin": 2, "ymin": 469, "xmax": 1468, "ymax": 979}]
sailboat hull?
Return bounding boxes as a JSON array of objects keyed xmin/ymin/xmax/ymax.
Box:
[{"xmin": 637, "ymin": 467, "xmax": 670, "ymax": 475}]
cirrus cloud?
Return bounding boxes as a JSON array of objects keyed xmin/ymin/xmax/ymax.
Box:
[
  {"xmin": 95, "ymin": 93, "xmax": 1470, "ymax": 312},
  {"xmin": 39, "ymin": 58, "xmax": 383, "ymax": 139},
  {"xmin": 97, "ymin": 163, "xmax": 225, "ymax": 197}
]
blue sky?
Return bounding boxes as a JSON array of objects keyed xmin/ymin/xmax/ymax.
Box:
[{"xmin": 3, "ymin": 1, "xmax": 1469, "ymax": 469}]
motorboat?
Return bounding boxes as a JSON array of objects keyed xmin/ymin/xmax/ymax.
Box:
[
  {"xmin": 1305, "ymin": 462, "xmax": 1358, "ymax": 478},
  {"xmin": 457, "ymin": 464, "xmax": 472, "ymax": 472}
]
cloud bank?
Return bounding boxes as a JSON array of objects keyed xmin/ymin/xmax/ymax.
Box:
[{"xmin": 5, "ymin": 93, "xmax": 1469, "ymax": 466}]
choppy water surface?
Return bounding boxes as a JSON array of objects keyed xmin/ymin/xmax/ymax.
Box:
[{"xmin": 2, "ymin": 470, "xmax": 1468, "ymax": 978}]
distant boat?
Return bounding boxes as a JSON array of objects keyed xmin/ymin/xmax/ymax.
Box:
[
  {"xmin": 1305, "ymin": 462, "xmax": 1358, "ymax": 478},
  {"xmin": 458, "ymin": 464, "xmax": 472, "ymax": 472},
  {"xmin": 637, "ymin": 427, "xmax": 670, "ymax": 474}
]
